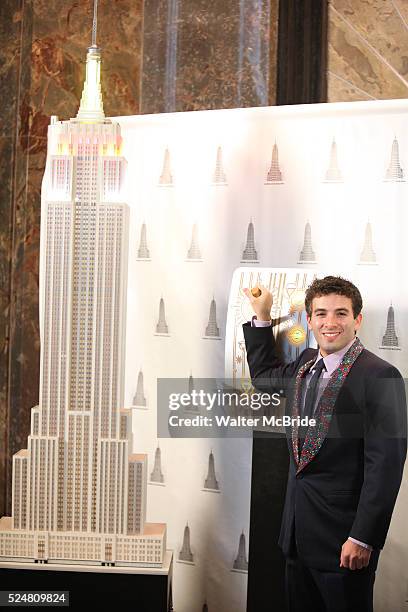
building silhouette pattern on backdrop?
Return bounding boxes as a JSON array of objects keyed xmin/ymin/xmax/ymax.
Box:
[
  {"xmin": 150, "ymin": 446, "xmax": 165, "ymax": 484},
  {"xmin": 298, "ymin": 221, "xmax": 316, "ymax": 263},
  {"xmin": 203, "ymin": 451, "xmax": 220, "ymax": 491},
  {"xmin": 204, "ymin": 298, "xmax": 221, "ymax": 339},
  {"xmin": 159, "ymin": 148, "xmax": 173, "ymax": 186},
  {"xmin": 241, "ymin": 220, "xmax": 259, "ymax": 263},
  {"xmin": 155, "ymin": 297, "xmax": 169, "ymax": 335},
  {"xmin": 359, "ymin": 221, "xmax": 377, "ymax": 264},
  {"xmin": 213, "ymin": 146, "xmax": 227, "ymax": 185},
  {"xmin": 132, "ymin": 370, "xmax": 147, "ymax": 408},
  {"xmin": 184, "ymin": 374, "xmax": 200, "ymax": 416},
  {"xmin": 265, "ymin": 142, "xmax": 283, "ymax": 183},
  {"xmin": 187, "ymin": 224, "xmax": 202, "ymax": 261},
  {"xmin": 323, "ymin": 139, "xmax": 343, "ymax": 182},
  {"xmin": 137, "ymin": 223, "xmax": 151, "ymax": 260},
  {"xmin": 380, "ymin": 304, "xmax": 401, "ymax": 350},
  {"xmin": 384, "ymin": 137, "xmax": 404, "ymax": 182},
  {"xmin": 232, "ymin": 532, "xmax": 248, "ymax": 572},
  {"xmin": 123, "ymin": 111, "xmax": 407, "ymax": 610},
  {"xmin": 178, "ymin": 524, "xmax": 194, "ymax": 563}
]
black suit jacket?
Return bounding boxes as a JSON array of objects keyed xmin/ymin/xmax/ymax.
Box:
[{"xmin": 243, "ymin": 322, "xmax": 407, "ymax": 572}]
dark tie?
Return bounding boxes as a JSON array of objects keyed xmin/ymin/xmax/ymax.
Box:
[{"xmin": 299, "ymin": 359, "xmax": 326, "ymax": 450}]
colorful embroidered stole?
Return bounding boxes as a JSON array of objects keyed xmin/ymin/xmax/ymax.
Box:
[{"xmin": 291, "ymin": 337, "xmax": 364, "ymax": 474}]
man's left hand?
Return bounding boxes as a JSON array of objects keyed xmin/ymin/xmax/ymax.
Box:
[{"xmin": 340, "ymin": 540, "xmax": 371, "ymax": 570}]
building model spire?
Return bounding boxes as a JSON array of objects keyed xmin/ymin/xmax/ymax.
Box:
[
  {"xmin": 76, "ymin": 0, "xmax": 105, "ymax": 122},
  {"xmin": 92, "ymin": 0, "xmax": 98, "ymax": 46}
]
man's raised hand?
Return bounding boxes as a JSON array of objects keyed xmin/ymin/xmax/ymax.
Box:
[{"xmin": 243, "ymin": 285, "xmax": 273, "ymax": 322}]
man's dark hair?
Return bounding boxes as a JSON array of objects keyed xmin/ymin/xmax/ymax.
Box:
[{"xmin": 305, "ymin": 276, "xmax": 363, "ymax": 318}]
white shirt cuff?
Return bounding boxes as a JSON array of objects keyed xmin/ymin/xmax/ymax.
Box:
[
  {"xmin": 348, "ymin": 537, "xmax": 373, "ymax": 551},
  {"xmin": 251, "ymin": 315, "xmax": 272, "ymax": 327}
]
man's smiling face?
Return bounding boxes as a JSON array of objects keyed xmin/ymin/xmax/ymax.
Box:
[{"xmin": 307, "ymin": 293, "xmax": 362, "ymax": 357}]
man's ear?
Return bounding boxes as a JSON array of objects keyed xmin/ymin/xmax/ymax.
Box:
[
  {"xmin": 354, "ymin": 312, "xmax": 363, "ymax": 331},
  {"xmin": 306, "ymin": 314, "xmax": 312, "ymax": 330}
]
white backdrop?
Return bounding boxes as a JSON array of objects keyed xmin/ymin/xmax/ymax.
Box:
[{"xmin": 117, "ymin": 99, "xmax": 408, "ymax": 612}]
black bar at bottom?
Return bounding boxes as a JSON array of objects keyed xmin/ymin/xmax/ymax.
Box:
[{"xmin": 0, "ymin": 567, "xmax": 172, "ymax": 612}]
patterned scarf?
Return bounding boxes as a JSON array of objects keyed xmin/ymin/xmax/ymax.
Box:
[{"xmin": 291, "ymin": 337, "xmax": 364, "ymax": 474}]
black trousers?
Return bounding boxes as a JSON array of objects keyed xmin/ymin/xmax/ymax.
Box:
[{"xmin": 285, "ymin": 555, "xmax": 376, "ymax": 612}]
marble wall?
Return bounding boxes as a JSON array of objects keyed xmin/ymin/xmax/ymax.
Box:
[
  {"xmin": 0, "ymin": 0, "xmax": 279, "ymax": 514},
  {"xmin": 0, "ymin": 0, "xmax": 33, "ymax": 514},
  {"xmin": 328, "ymin": 0, "xmax": 408, "ymax": 101},
  {"xmin": 141, "ymin": 0, "xmax": 278, "ymax": 112}
]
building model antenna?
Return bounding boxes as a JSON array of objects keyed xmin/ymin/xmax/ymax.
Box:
[{"xmin": 92, "ymin": 0, "xmax": 98, "ymax": 47}]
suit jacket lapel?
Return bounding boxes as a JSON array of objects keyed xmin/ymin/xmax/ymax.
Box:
[{"xmin": 292, "ymin": 338, "xmax": 364, "ymax": 474}]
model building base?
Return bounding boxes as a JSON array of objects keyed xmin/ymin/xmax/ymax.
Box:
[
  {"xmin": 0, "ymin": 551, "xmax": 173, "ymax": 611},
  {"xmin": 0, "ymin": 517, "xmax": 166, "ymax": 567}
]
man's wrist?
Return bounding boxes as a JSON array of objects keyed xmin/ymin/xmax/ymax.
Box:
[
  {"xmin": 252, "ymin": 315, "xmax": 272, "ymax": 327},
  {"xmin": 348, "ymin": 537, "xmax": 373, "ymax": 551}
]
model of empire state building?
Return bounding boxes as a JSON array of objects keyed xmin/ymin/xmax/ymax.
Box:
[{"xmin": 0, "ymin": 9, "xmax": 166, "ymax": 567}]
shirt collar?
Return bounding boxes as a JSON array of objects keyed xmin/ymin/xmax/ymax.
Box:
[{"xmin": 312, "ymin": 337, "xmax": 357, "ymax": 376}]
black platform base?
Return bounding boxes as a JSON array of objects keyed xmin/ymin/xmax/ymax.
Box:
[{"xmin": 0, "ymin": 553, "xmax": 173, "ymax": 611}]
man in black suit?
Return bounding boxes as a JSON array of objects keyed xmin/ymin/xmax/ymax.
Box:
[{"xmin": 243, "ymin": 276, "xmax": 406, "ymax": 612}]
